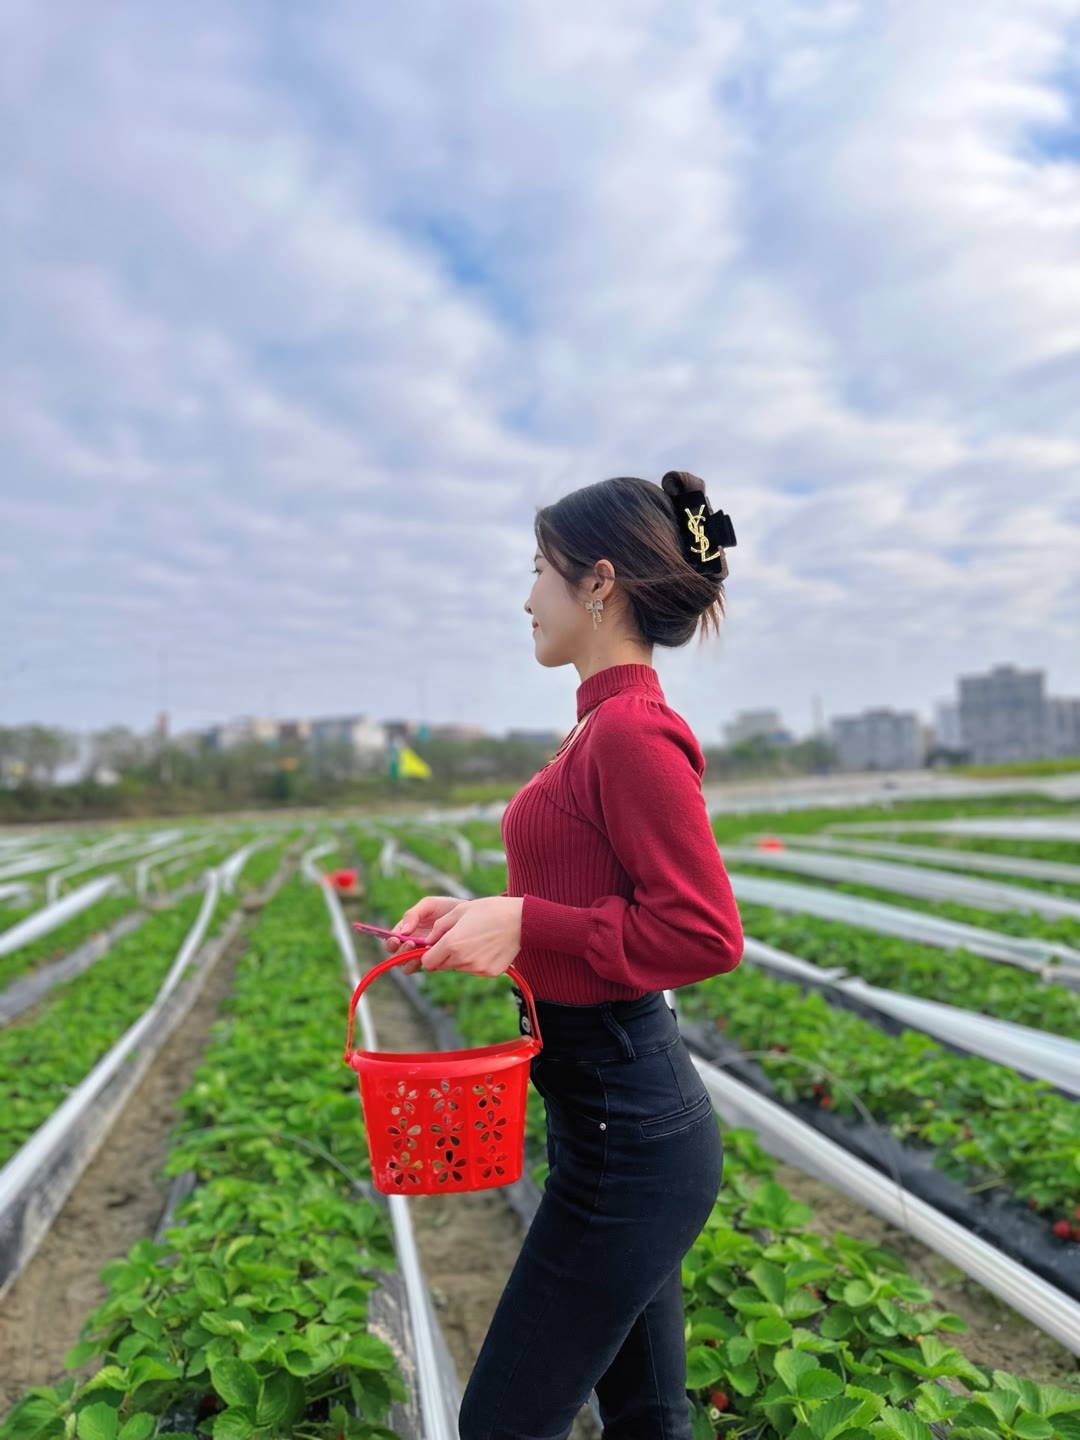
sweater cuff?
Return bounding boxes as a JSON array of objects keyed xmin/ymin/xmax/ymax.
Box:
[{"xmin": 521, "ymin": 894, "xmax": 596, "ymax": 958}]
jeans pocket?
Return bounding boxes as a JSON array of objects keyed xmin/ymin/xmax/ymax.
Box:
[
  {"xmin": 538, "ymin": 1059, "xmax": 608, "ymax": 1135},
  {"xmin": 638, "ymin": 1089, "xmax": 713, "ymax": 1141}
]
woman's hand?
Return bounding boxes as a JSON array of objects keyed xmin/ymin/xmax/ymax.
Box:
[
  {"xmin": 420, "ymin": 896, "xmax": 524, "ymax": 978},
  {"xmin": 384, "ymin": 895, "xmax": 465, "ymax": 975}
]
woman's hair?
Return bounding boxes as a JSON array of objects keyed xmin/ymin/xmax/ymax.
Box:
[{"xmin": 534, "ymin": 474, "xmax": 727, "ymax": 648}]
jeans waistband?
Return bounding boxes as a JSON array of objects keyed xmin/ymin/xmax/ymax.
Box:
[{"xmin": 511, "ymin": 987, "xmax": 678, "ymax": 1062}]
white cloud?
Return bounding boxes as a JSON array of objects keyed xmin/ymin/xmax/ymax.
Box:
[{"xmin": 2, "ymin": 0, "xmax": 1079, "ymax": 743}]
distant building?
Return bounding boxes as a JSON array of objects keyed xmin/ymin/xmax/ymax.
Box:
[
  {"xmin": 724, "ymin": 708, "xmax": 792, "ymax": 748},
  {"xmin": 212, "ymin": 716, "xmax": 278, "ymax": 750},
  {"xmin": 428, "ymin": 724, "xmax": 490, "ymax": 741},
  {"xmin": 506, "ymin": 728, "xmax": 564, "ymax": 747},
  {"xmin": 957, "ymin": 665, "xmax": 1048, "ymax": 764},
  {"xmin": 934, "ymin": 701, "xmax": 963, "ymax": 751},
  {"xmin": 310, "ymin": 715, "xmax": 387, "ymax": 766},
  {"xmin": 829, "ymin": 708, "xmax": 924, "ymax": 771},
  {"xmin": 1046, "ymin": 697, "xmax": 1080, "ymax": 759},
  {"xmin": 276, "ymin": 719, "xmax": 312, "ymax": 746}
]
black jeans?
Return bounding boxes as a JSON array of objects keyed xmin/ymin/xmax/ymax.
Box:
[{"xmin": 458, "ymin": 989, "xmax": 723, "ymax": 1440}]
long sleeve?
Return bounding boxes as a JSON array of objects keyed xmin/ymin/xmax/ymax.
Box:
[{"xmin": 518, "ymin": 700, "xmax": 743, "ymax": 990}]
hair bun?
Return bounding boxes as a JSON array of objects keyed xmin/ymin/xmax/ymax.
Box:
[{"xmin": 661, "ymin": 470, "xmax": 707, "ymax": 499}]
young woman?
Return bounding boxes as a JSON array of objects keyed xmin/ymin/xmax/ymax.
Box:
[{"xmin": 384, "ymin": 471, "xmax": 743, "ymax": 1439}]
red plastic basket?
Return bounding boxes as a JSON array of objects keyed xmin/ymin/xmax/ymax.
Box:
[{"xmin": 344, "ymin": 951, "xmax": 544, "ymax": 1196}]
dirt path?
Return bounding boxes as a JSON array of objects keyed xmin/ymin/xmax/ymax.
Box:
[
  {"xmin": 0, "ymin": 922, "xmax": 249, "ymax": 1414},
  {"xmin": 355, "ymin": 940, "xmax": 601, "ymax": 1440}
]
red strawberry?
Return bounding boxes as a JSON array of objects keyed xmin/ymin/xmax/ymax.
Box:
[
  {"xmin": 820, "ymin": 1094, "xmax": 833, "ymax": 1108},
  {"xmin": 704, "ymin": 1338, "xmax": 719, "ymax": 1348},
  {"xmin": 1052, "ymin": 1219, "xmax": 1072, "ymax": 1240},
  {"xmin": 710, "ymin": 1389, "xmax": 731, "ymax": 1412}
]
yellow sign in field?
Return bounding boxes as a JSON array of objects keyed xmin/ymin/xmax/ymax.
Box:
[{"xmin": 395, "ymin": 744, "xmax": 432, "ymax": 780}]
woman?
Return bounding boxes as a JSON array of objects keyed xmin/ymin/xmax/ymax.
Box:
[{"xmin": 384, "ymin": 471, "xmax": 744, "ymax": 1439}]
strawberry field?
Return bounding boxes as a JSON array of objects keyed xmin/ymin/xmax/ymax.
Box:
[{"xmin": 0, "ymin": 793, "xmax": 1078, "ymax": 1439}]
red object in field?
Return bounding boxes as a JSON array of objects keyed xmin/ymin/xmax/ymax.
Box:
[
  {"xmin": 344, "ymin": 951, "xmax": 543, "ymax": 1196},
  {"xmin": 325, "ymin": 868, "xmax": 359, "ymax": 892},
  {"xmin": 756, "ymin": 837, "xmax": 786, "ymax": 851}
]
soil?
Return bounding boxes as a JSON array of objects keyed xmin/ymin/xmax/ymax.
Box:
[
  {"xmin": 770, "ymin": 1162, "xmax": 1079, "ymax": 1386},
  {"xmin": 0, "ymin": 921, "xmax": 250, "ymax": 1415},
  {"xmin": 355, "ymin": 938, "xmax": 601, "ymax": 1440}
]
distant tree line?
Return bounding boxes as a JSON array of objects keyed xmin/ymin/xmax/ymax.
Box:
[{"xmin": 0, "ymin": 722, "xmax": 840, "ymax": 822}]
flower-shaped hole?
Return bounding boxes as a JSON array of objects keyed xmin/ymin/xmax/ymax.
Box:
[
  {"xmin": 387, "ymin": 1154, "xmax": 424, "ymax": 1187},
  {"xmin": 387, "ymin": 1122, "xmax": 422, "ymax": 1153},
  {"xmin": 479, "ymin": 1151, "xmax": 509, "ymax": 1180}
]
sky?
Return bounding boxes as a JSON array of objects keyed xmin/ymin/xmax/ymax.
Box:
[{"xmin": 3, "ymin": 1, "xmax": 1079, "ymax": 749}]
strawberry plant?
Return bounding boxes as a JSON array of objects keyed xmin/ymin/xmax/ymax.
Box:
[
  {"xmin": 732, "ymin": 901, "xmax": 1080, "ymax": 1040},
  {"xmin": 0, "ymin": 894, "xmax": 218, "ymax": 1166},
  {"xmin": 0, "ymin": 894, "xmax": 136, "ymax": 993},
  {"xmin": 0, "ymin": 875, "xmax": 408, "ymax": 1440},
  {"xmin": 679, "ymin": 964, "xmax": 1080, "ymax": 1221},
  {"xmin": 731, "ymin": 860, "xmax": 1080, "ymax": 951}
]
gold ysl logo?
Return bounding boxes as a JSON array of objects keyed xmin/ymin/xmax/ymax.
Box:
[{"xmin": 686, "ymin": 504, "xmax": 723, "ymax": 563}]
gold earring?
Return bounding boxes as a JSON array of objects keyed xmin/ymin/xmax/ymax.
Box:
[{"xmin": 584, "ymin": 597, "xmax": 604, "ymax": 629}]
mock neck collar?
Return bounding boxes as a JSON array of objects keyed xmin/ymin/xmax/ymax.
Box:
[{"xmin": 575, "ymin": 663, "xmax": 664, "ymax": 721}]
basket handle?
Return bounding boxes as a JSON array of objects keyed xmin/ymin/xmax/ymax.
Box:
[{"xmin": 344, "ymin": 950, "xmax": 543, "ymax": 1058}]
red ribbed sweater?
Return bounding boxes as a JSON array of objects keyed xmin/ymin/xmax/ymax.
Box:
[{"xmin": 499, "ymin": 662, "xmax": 744, "ymax": 1003}]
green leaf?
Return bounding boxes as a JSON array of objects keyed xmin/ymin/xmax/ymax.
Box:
[
  {"xmin": 727, "ymin": 1361, "xmax": 760, "ymax": 1398},
  {"xmin": 76, "ymin": 1404, "xmax": 118, "ymax": 1440},
  {"xmin": 4, "ymin": 1395, "xmax": 64, "ymax": 1440},
  {"xmin": 774, "ymin": 1349, "xmax": 817, "ymax": 1394},
  {"xmin": 209, "ymin": 1359, "xmax": 259, "ymax": 1411},
  {"xmin": 750, "ymin": 1316, "xmax": 793, "ymax": 1346},
  {"xmin": 1034, "ymin": 1383, "xmax": 1080, "ymax": 1418},
  {"xmin": 127, "ymin": 1357, "xmax": 179, "ymax": 1389},
  {"xmin": 117, "ymin": 1417, "xmax": 156, "ymax": 1440},
  {"xmin": 725, "ymin": 1336, "xmax": 753, "ymax": 1367},
  {"xmin": 749, "ymin": 1261, "xmax": 787, "ymax": 1306},
  {"xmin": 808, "ymin": 1397, "xmax": 866, "ymax": 1440},
  {"xmin": 282, "ymin": 1347, "xmax": 316, "ymax": 1376},
  {"xmin": 797, "ymin": 1368, "xmax": 844, "ymax": 1401},
  {"xmin": 194, "ymin": 1267, "xmax": 228, "ymax": 1307},
  {"xmin": 843, "ymin": 1280, "xmax": 874, "ymax": 1308},
  {"xmin": 1012, "ymin": 1417, "xmax": 1054, "ymax": 1440},
  {"xmin": 869, "ymin": 1407, "xmax": 933, "ymax": 1440},
  {"xmin": 339, "ymin": 1332, "xmax": 395, "ymax": 1370},
  {"xmin": 129, "ymin": 1313, "xmax": 162, "ymax": 1342},
  {"xmin": 63, "ymin": 1342, "xmax": 99, "ymax": 1370},
  {"xmin": 254, "ymin": 1373, "xmax": 305, "ymax": 1431},
  {"xmin": 685, "ymin": 1345, "xmax": 726, "ymax": 1390},
  {"xmin": 79, "ymin": 1368, "xmax": 127, "ymax": 1397},
  {"xmin": 211, "ymin": 1412, "xmax": 253, "ymax": 1440}
]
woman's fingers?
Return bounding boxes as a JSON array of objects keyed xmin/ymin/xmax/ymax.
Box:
[{"xmin": 384, "ymin": 911, "xmax": 418, "ymax": 950}]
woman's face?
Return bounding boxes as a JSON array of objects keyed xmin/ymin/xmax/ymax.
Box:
[{"xmin": 525, "ymin": 547, "xmax": 590, "ymax": 667}]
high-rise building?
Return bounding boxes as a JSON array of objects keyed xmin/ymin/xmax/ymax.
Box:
[
  {"xmin": 829, "ymin": 708, "xmax": 923, "ymax": 771},
  {"xmin": 957, "ymin": 665, "xmax": 1047, "ymax": 764}
]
